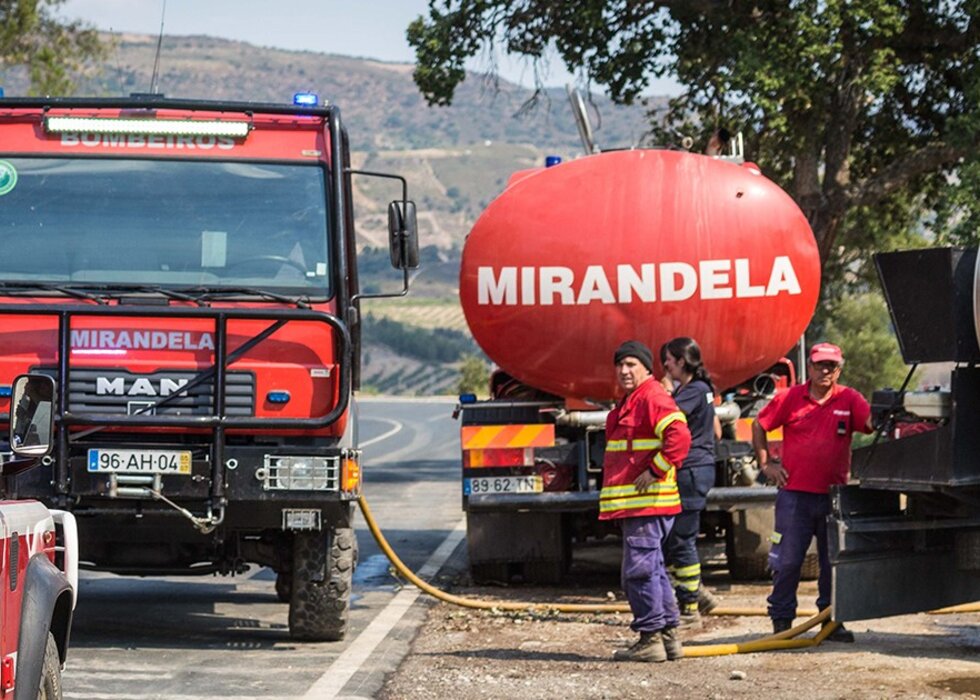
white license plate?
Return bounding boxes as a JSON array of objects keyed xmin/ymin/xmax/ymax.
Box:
[
  {"xmin": 465, "ymin": 476, "xmax": 543, "ymax": 496},
  {"xmin": 87, "ymin": 449, "xmax": 192, "ymax": 475}
]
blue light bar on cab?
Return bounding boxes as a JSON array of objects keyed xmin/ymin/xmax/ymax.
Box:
[
  {"xmin": 293, "ymin": 92, "xmax": 319, "ymax": 107},
  {"xmin": 0, "ymin": 386, "xmax": 10, "ymax": 398}
]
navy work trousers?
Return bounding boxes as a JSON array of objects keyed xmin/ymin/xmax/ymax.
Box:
[
  {"xmin": 621, "ymin": 515, "xmax": 679, "ymax": 632},
  {"xmin": 766, "ymin": 489, "xmax": 832, "ymax": 620}
]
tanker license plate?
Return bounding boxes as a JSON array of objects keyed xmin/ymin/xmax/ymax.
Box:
[
  {"xmin": 87, "ymin": 449, "xmax": 192, "ymax": 475},
  {"xmin": 464, "ymin": 476, "xmax": 543, "ymax": 496}
]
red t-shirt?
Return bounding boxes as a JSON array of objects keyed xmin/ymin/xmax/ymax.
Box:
[{"xmin": 756, "ymin": 382, "xmax": 872, "ymax": 494}]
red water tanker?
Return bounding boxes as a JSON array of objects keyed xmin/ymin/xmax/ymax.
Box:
[{"xmin": 460, "ymin": 149, "xmax": 820, "ymax": 400}]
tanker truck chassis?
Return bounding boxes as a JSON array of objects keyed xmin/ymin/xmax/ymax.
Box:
[{"xmin": 458, "ymin": 386, "xmax": 796, "ymax": 584}]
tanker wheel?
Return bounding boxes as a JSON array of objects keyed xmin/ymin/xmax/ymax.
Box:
[
  {"xmin": 288, "ymin": 524, "xmax": 355, "ymax": 641},
  {"xmin": 523, "ymin": 559, "xmax": 566, "ymax": 585},
  {"xmin": 727, "ymin": 551, "xmax": 770, "ymax": 581},
  {"xmin": 470, "ymin": 561, "xmax": 511, "ymax": 584},
  {"xmin": 275, "ymin": 571, "xmax": 292, "ymax": 603},
  {"xmin": 955, "ymin": 530, "xmax": 980, "ymax": 571},
  {"xmin": 38, "ymin": 633, "xmax": 62, "ymax": 700},
  {"xmin": 800, "ymin": 552, "xmax": 820, "ymax": 581}
]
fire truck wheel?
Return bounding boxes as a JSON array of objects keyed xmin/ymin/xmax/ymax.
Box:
[
  {"xmin": 275, "ymin": 571, "xmax": 292, "ymax": 603},
  {"xmin": 38, "ymin": 633, "xmax": 62, "ymax": 700},
  {"xmin": 288, "ymin": 526, "xmax": 354, "ymax": 641}
]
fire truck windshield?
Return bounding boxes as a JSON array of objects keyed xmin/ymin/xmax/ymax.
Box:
[{"xmin": 0, "ymin": 157, "xmax": 332, "ymax": 296}]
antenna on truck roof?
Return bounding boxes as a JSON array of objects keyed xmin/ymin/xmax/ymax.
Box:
[
  {"xmin": 566, "ymin": 85, "xmax": 600, "ymax": 155},
  {"xmin": 148, "ymin": 0, "xmax": 167, "ymax": 95}
]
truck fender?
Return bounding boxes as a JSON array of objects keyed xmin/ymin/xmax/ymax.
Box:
[{"xmin": 13, "ymin": 554, "xmax": 74, "ymax": 700}]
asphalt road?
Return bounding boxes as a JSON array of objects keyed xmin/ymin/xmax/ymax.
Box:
[{"xmin": 61, "ymin": 396, "xmax": 463, "ymax": 700}]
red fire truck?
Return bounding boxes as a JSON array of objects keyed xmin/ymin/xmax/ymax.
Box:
[
  {"xmin": 3, "ymin": 374, "xmax": 78, "ymax": 699},
  {"xmin": 0, "ymin": 95, "xmax": 418, "ymax": 641}
]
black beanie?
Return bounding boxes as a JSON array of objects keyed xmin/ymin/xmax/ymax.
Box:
[{"xmin": 613, "ymin": 340, "xmax": 654, "ymax": 373}]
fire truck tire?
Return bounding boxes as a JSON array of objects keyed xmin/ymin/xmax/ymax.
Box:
[
  {"xmin": 288, "ymin": 526, "xmax": 354, "ymax": 641},
  {"xmin": 38, "ymin": 633, "xmax": 62, "ymax": 700}
]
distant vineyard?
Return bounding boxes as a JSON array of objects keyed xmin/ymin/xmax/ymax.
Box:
[
  {"xmin": 362, "ymin": 302, "xmax": 469, "ymax": 332},
  {"xmin": 358, "ymin": 308, "xmax": 487, "ymax": 396}
]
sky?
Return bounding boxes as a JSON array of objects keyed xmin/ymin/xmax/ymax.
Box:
[{"xmin": 58, "ymin": 0, "xmax": 681, "ymax": 94}]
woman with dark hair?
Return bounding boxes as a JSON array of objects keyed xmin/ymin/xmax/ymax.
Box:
[{"xmin": 660, "ymin": 337, "xmax": 721, "ymax": 627}]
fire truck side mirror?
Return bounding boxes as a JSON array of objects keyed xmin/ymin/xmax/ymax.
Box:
[
  {"xmin": 387, "ymin": 200, "xmax": 420, "ymax": 270},
  {"xmin": 9, "ymin": 374, "xmax": 55, "ymax": 458}
]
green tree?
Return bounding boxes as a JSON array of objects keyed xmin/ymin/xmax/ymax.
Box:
[
  {"xmin": 820, "ymin": 291, "xmax": 913, "ymax": 398},
  {"xmin": 1, "ymin": 0, "xmax": 108, "ymax": 95},
  {"xmin": 407, "ymin": 1, "xmax": 979, "ymax": 273},
  {"xmin": 458, "ymin": 354, "xmax": 490, "ymax": 396}
]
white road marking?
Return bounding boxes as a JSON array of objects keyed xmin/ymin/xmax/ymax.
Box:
[
  {"xmin": 302, "ymin": 517, "xmax": 467, "ymax": 700},
  {"xmin": 359, "ymin": 418, "xmax": 402, "ymax": 448}
]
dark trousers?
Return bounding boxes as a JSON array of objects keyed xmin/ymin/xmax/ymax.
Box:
[
  {"xmin": 665, "ymin": 507, "xmax": 702, "ymax": 606},
  {"xmin": 766, "ymin": 489, "xmax": 832, "ymax": 620},
  {"xmin": 621, "ymin": 515, "xmax": 679, "ymax": 632}
]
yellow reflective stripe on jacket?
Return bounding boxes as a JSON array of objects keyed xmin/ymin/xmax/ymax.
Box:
[
  {"xmin": 653, "ymin": 451, "xmax": 678, "ymax": 474},
  {"xmin": 605, "ymin": 438, "xmax": 662, "ymax": 452},
  {"xmin": 654, "ymin": 410, "xmax": 687, "ymax": 438},
  {"xmin": 599, "ymin": 483, "xmax": 681, "ymax": 513},
  {"xmin": 599, "ymin": 492, "xmax": 682, "ymax": 513}
]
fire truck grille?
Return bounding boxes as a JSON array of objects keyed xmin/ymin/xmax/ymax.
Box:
[{"xmin": 61, "ymin": 369, "xmax": 255, "ymax": 416}]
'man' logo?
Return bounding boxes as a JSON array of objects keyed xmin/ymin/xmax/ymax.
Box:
[{"xmin": 96, "ymin": 377, "xmax": 189, "ymax": 397}]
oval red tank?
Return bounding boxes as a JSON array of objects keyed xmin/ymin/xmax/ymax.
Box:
[{"xmin": 460, "ymin": 149, "xmax": 820, "ymax": 400}]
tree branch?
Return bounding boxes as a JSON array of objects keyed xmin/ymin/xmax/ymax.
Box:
[{"xmin": 850, "ymin": 143, "xmax": 966, "ymax": 209}]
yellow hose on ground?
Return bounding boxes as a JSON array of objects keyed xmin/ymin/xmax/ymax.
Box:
[{"xmin": 357, "ymin": 496, "xmax": 977, "ymax": 657}]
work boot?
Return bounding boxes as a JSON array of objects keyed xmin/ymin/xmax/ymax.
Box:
[
  {"xmin": 772, "ymin": 618, "xmax": 793, "ymax": 634},
  {"xmin": 661, "ymin": 626, "xmax": 684, "ymax": 660},
  {"xmin": 823, "ymin": 622, "xmax": 855, "ymax": 643},
  {"xmin": 678, "ymin": 603, "xmax": 702, "ymax": 629},
  {"xmin": 697, "ymin": 587, "xmax": 719, "ymax": 615},
  {"xmin": 613, "ymin": 631, "xmax": 667, "ymax": 662}
]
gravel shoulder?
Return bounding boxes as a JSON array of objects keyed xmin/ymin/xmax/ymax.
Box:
[{"xmin": 380, "ymin": 542, "xmax": 980, "ymax": 700}]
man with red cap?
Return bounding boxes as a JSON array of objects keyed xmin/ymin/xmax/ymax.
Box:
[
  {"xmin": 752, "ymin": 342, "xmax": 872, "ymax": 641},
  {"xmin": 603, "ymin": 340, "xmax": 691, "ymax": 662}
]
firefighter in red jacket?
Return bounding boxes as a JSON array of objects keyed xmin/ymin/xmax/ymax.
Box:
[{"xmin": 603, "ymin": 340, "xmax": 692, "ymax": 662}]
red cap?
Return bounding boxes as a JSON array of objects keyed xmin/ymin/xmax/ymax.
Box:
[{"xmin": 810, "ymin": 342, "xmax": 843, "ymax": 364}]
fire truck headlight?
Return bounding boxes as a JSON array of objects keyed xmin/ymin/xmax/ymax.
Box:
[{"xmin": 258, "ymin": 455, "xmax": 339, "ymax": 491}]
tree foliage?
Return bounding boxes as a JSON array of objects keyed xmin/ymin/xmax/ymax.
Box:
[
  {"xmin": 458, "ymin": 354, "xmax": 491, "ymax": 396},
  {"xmin": 408, "ymin": 1, "xmax": 980, "ymax": 271},
  {"xmin": 0, "ymin": 0, "xmax": 107, "ymax": 95},
  {"xmin": 821, "ymin": 291, "xmax": 913, "ymax": 398}
]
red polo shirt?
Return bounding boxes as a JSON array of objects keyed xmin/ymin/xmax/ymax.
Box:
[{"xmin": 756, "ymin": 381, "xmax": 872, "ymax": 494}]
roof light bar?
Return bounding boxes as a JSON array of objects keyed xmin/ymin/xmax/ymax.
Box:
[
  {"xmin": 44, "ymin": 116, "xmax": 250, "ymax": 139},
  {"xmin": 293, "ymin": 92, "xmax": 319, "ymax": 107}
]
